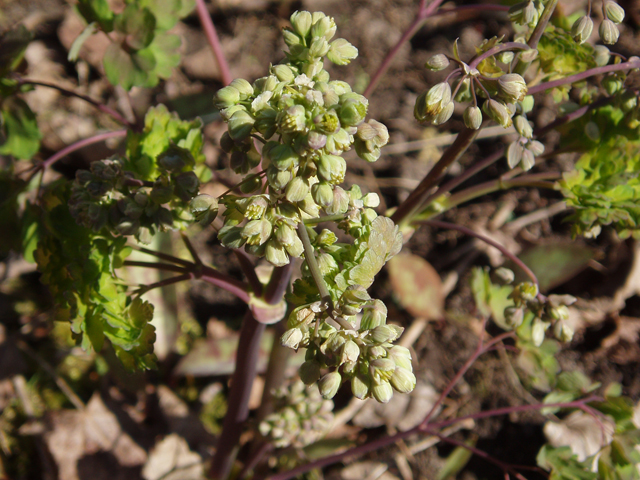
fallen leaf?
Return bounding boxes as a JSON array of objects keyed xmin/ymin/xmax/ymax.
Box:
[
  {"xmin": 544, "ymin": 410, "xmax": 614, "ymax": 461},
  {"xmin": 387, "ymin": 253, "xmax": 444, "ymax": 320},
  {"xmin": 142, "ymin": 434, "xmax": 203, "ymax": 480}
]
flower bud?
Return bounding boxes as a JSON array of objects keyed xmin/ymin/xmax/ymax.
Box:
[
  {"xmin": 307, "ymin": 131, "xmax": 327, "ymax": 150},
  {"xmin": 265, "ymin": 239, "xmax": 290, "ymax": 267},
  {"xmin": 351, "ymin": 374, "xmax": 370, "ymax": 399},
  {"xmin": 311, "ymin": 14, "xmax": 336, "ymax": 40},
  {"xmin": 414, "ymin": 82, "xmax": 452, "ymax": 123},
  {"xmin": 341, "ymin": 340, "xmax": 360, "ymax": 364},
  {"xmin": 507, "ymin": 142, "xmax": 524, "ymax": 169},
  {"xmin": 498, "ymin": 74, "xmax": 528, "ymax": 103},
  {"xmin": 339, "ymin": 99, "xmax": 367, "ymax": 127},
  {"xmin": 390, "ymin": 367, "xmax": 416, "ymax": 394},
  {"xmin": 310, "ymin": 182, "xmax": 333, "ymax": 208},
  {"xmin": 282, "ymin": 29, "xmax": 301, "ymax": 47},
  {"xmin": 370, "ymin": 325, "xmax": 402, "ymax": 344},
  {"xmin": 495, "ymin": 267, "xmax": 515, "ymax": 284},
  {"xmin": 318, "ymin": 371, "xmax": 342, "ymax": 399},
  {"xmin": 360, "ymin": 299, "xmax": 388, "ymax": 330},
  {"xmin": 514, "ymin": 115, "xmax": 533, "ymax": 138},
  {"xmin": 434, "ymin": 101, "xmax": 455, "ymax": 125},
  {"xmin": 497, "ymin": 51, "xmax": 514, "ymax": 64},
  {"xmin": 309, "ymin": 36, "xmax": 330, "ymax": 58},
  {"xmin": 571, "ymin": 16, "xmax": 593, "ymax": 44},
  {"xmin": 463, "ymin": 105, "xmax": 483, "ymax": 130},
  {"xmin": 527, "ymin": 140, "xmax": 544, "ymax": 156},
  {"xmin": 553, "ymin": 320, "xmax": 574, "ymax": 343},
  {"xmin": 371, "ymin": 381, "xmax": 393, "ymax": 403},
  {"xmin": 327, "ymin": 38, "xmax": 358, "ymax": 65},
  {"xmin": 521, "ymin": 149, "xmax": 535, "ymax": 171},
  {"xmin": 272, "ymin": 64, "xmax": 295, "ymax": 83},
  {"xmin": 389, "ymin": 346, "xmax": 412, "ymax": 371},
  {"xmin": 299, "ymin": 360, "xmax": 321, "ymax": 385},
  {"xmin": 279, "ymin": 105, "xmax": 307, "ymax": 133},
  {"xmin": 228, "ymin": 110, "xmax": 255, "ymax": 141},
  {"xmin": 190, "ymin": 194, "xmax": 219, "ymax": 226},
  {"xmin": 602, "ymin": 75, "xmax": 623, "ymax": 95},
  {"xmin": 285, "ymin": 176, "xmax": 310, "ymax": 203},
  {"xmin": 504, "ymin": 306, "xmax": 524, "ymax": 328},
  {"xmin": 605, "ymin": 1, "xmax": 625, "ymax": 24},
  {"xmin": 230, "ymin": 78, "xmax": 253, "ymax": 98},
  {"xmin": 267, "ymin": 167, "xmax": 292, "ymax": 191},
  {"xmin": 531, "ymin": 318, "xmax": 549, "ymax": 347},
  {"xmin": 214, "ymin": 86, "xmax": 240, "ymax": 109},
  {"xmin": 241, "ymin": 218, "xmax": 272, "ymax": 246},
  {"xmin": 158, "ymin": 145, "xmax": 193, "ymax": 172},
  {"xmin": 281, "ymin": 328, "xmax": 303, "ymax": 349},
  {"xmin": 266, "ymin": 143, "xmax": 299, "ymax": 171},
  {"xmin": 369, "ymin": 358, "xmax": 396, "ymax": 383},
  {"xmin": 317, "ymin": 252, "xmax": 338, "ymax": 276},
  {"xmin": 599, "ymin": 19, "xmax": 620, "ymax": 45},
  {"xmin": 317, "ymin": 154, "xmax": 347, "ymax": 184},
  {"xmin": 483, "ymin": 99, "xmax": 512, "ymax": 128},
  {"xmin": 594, "ymin": 45, "xmax": 611, "ymax": 67},
  {"xmin": 290, "ymin": 11, "xmax": 312, "ymax": 38},
  {"xmin": 425, "ymin": 54, "xmax": 450, "ymax": 71}
]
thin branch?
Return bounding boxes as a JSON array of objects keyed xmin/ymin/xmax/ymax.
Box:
[
  {"xmin": 135, "ymin": 273, "xmax": 192, "ymax": 295},
  {"xmin": 129, "ymin": 245, "xmax": 193, "ymax": 267},
  {"xmin": 124, "ymin": 260, "xmax": 189, "ymax": 274},
  {"xmin": 16, "ymin": 78, "xmax": 134, "ymax": 128},
  {"xmin": 420, "ymin": 219, "xmax": 539, "ymax": 287},
  {"xmin": 363, "ymin": 0, "xmax": 446, "ymax": 97},
  {"xmin": 181, "ymin": 232, "xmax": 203, "ymax": 266},
  {"xmin": 391, "ymin": 127, "xmax": 479, "ymax": 225},
  {"xmin": 263, "ymin": 262, "xmax": 294, "ymax": 305},
  {"xmin": 36, "ymin": 129, "xmax": 127, "ymax": 173},
  {"xmin": 297, "ymin": 222, "xmax": 331, "ymax": 304},
  {"xmin": 210, "ymin": 311, "xmax": 266, "ymax": 479},
  {"xmin": 199, "ymin": 265, "xmax": 251, "ymax": 303},
  {"xmin": 468, "ymin": 42, "xmax": 529, "ymax": 70},
  {"xmin": 195, "ymin": 0, "xmax": 232, "ymax": 86}
]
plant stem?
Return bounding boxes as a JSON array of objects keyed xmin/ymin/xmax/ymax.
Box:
[
  {"xmin": 199, "ymin": 265, "xmax": 251, "ymax": 303},
  {"xmin": 513, "ymin": 0, "xmax": 558, "ymax": 75},
  {"xmin": 16, "ymin": 78, "xmax": 134, "ymax": 128},
  {"xmin": 419, "ymin": 220, "xmax": 539, "ymax": 286},
  {"xmin": 297, "ymin": 222, "xmax": 332, "ymax": 304},
  {"xmin": 234, "ymin": 249, "xmax": 263, "ymax": 296},
  {"xmin": 468, "ymin": 42, "xmax": 529, "ymax": 70},
  {"xmin": 135, "ymin": 273, "xmax": 193, "ymax": 295},
  {"xmin": 210, "ymin": 310, "xmax": 266, "ymax": 480},
  {"xmin": 180, "ymin": 232, "xmax": 203, "ymax": 266},
  {"xmin": 528, "ymin": 59, "xmax": 640, "ymax": 96},
  {"xmin": 391, "ymin": 127, "xmax": 479, "ymax": 226},
  {"xmin": 263, "ymin": 262, "xmax": 294, "ymax": 304},
  {"xmin": 303, "ymin": 214, "xmax": 347, "ymax": 226},
  {"xmin": 129, "ymin": 245, "xmax": 193, "ymax": 267},
  {"xmin": 124, "ymin": 260, "xmax": 189, "ymax": 274},
  {"xmin": 195, "ymin": 0, "xmax": 232, "ymax": 86},
  {"xmin": 363, "ymin": 0, "xmax": 446, "ymax": 97},
  {"xmin": 37, "ymin": 129, "xmax": 127, "ymax": 173}
]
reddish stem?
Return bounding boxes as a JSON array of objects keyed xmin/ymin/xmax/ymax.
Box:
[{"xmin": 195, "ymin": 0, "xmax": 233, "ymax": 86}]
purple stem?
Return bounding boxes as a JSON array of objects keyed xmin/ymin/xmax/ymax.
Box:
[
  {"xmin": 124, "ymin": 260, "xmax": 190, "ymax": 274},
  {"xmin": 263, "ymin": 262, "xmax": 294, "ymax": 304},
  {"xmin": 234, "ymin": 249, "xmax": 263, "ymax": 297},
  {"xmin": 131, "ymin": 245, "xmax": 193, "ymax": 267},
  {"xmin": 16, "ymin": 78, "xmax": 134, "ymax": 128},
  {"xmin": 200, "ymin": 265, "xmax": 251, "ymax": 303},
  {"xmin": 419, "ymin": 219, "xmax": 539, "ymax": 287},
  {"xmin": 431, "ymin": 4, "xmax": 509, "ymax": 18},
  {"xmin": 210, "ymin": 310, "xmax": 266, "ymax": 479},
  {"xmin": 195, "ymin": 0, "xmax": 233, "ymax": 86},
  {"xmin": 468, "ymin": 42, "xmax": 529, "ymax": 70},
  {"xmin": 363, "ymin": 0, "xmax": 446, "ymax": 97},
  {"xmin": 528, "ymin": 59, "xmax": 640, "ymax": 96},
  {"xmin": 38, "ymin": 129, "xmax": 127, "ymax": 171}
]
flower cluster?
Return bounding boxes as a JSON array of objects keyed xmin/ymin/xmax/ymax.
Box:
[
  {"xmin": 258, "ymin": 380, "xmax": 334, "ymax": 448},
  {"xmin": 507, "ymin": 115, "xmax": 544, "ymax": 171},
  {"xmin": 570, "ymin": 1, "xmax": 625, "ymax": 45},
  {"xmin": 214, "ymin": 10, "xmax": 389, "ymax": 267}
]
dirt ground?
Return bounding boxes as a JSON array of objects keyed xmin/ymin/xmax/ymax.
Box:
[{"xmin": 3, "ymin": 0, "xmax": 640, "ymax": 479}]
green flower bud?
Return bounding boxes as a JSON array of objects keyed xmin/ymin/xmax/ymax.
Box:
[
  {"xmin": 514, "ymin": 115, "xmax": 533, "ymax": 138},
  {"xmin": 354, "ymin": 138, "xmax": 381, "ymax": 163},
  {"xmin": 362, "ymin": 193, "xmax": 380, "ymax": 208},
  {"xmin": 483, "ymin": 99, "xmax": 512, "ymax": 128},
  {"xmin": 329, "ymin": 80, "xmax": 352, "ymax": 96},
  {"xmin": 351, "ymin": 374, "xmax": 370, "ymax": 400},
  {"xmin": 339, "ymin": 99, "xmax": 367, "ymax": 127},
  {"xmin": 265, "ymin": 239, "xmax": 290, "ymax": 267},
  {"xmin": 272, "ymin": 64, "xmax": 295, "ymax": 83},
  {"xmin": 228, "ymin": 110, "xmax": 255, "ymax": 141},
  {"xmin": 571, "ymin": 16, "xmax": 593, "ymax": 44},
  {"xmin": 190, "ymin": 194, "xmax": 218, "ymax": 226},
  {"xmin": 316, "ymin": 229, "xmax": 337, "ymax": 247},
  {"xmin": 308, "ymin": 131, "xmax": 327, "ymax": 150},
  {"xmin": 218, "ymin": 224, "xmax": 246, "ymax": 249},
  {"xmin": 425, "ymin": 54, "xmax": 450, "ymax": 71},
  {"xmin": 314, "ymin": 110, "xmax": 340, "ymax": 135},
  {"xmin": 521, "ymin": 148, "xmax": 535, "ymax": 171},
  {"xmin": 507, "ymin": 142, "xmax": 523, "ymax": 169},
  {"xmin": 531, "ymin": 318, "xmax": 548, "ymax": 347},
  {"xmin": 266, "ymin": 143, "xmax": 299, "ymax": 171},
  {"xmin": 361, "ymin": 299, "xmax": 387, "ymax": 330},
  {"xmin": 286, "ymin": 176, "xmax": 310, "ymax": 203},
  {"xmin": 279, "ymin": 105, "xmax": 307, "ymax": 133},
  {"xmin": 368, "ymin": 345, "xmax": 387, "ymax": 359},
  {"xmin": 318, "ymin": 154, "xmax": 347, "ymax": 184},
  {"xmin": 495, "ymin": 267, "xmax": 515, "ymax": 284},
  {"xmin": 281, "ymin": 328, "xmax": 303, "ymax": 349},
  {"xmin": 158, "ymin": 145, "xmax": 194, "ymax": 172},
  {"xmin": 309, "ymin": 37, "xmax": 330, "ymax": 58},
  {"xmin": 520, "ymin": 95, "xmax": 535, "ymax": 114},
  {"xmin": 299, "ymin": 360, "xmax": 321, "ymax": 385},
  {"xmin": 504, "ymin": 306, "xmax": 524, "ymax": 328},
  {"xmin": 318, "ymin": 371, "xmax": 342, "ymax": 399},
  {"xmin": 498, "ymin": 74, "xmax": 528, "ymax": 103},
  {"xmin": 509, "ymin": 0, "xmax": 538, "ymax": 25},
  {"xmin": 390, "ymin": 367, "xmax": 416, "ymax": 394},
  {"xmin": 229, "ymin": 78, "xmax": 253, "ymax": 98},
  {"xmin": 518, "ymin": 48, "xmax": 538, "ymax": 63},
  {"xmin": 341, "ymin": 340, "xmax": 360, "ymax": 365},
  {"xmin": 602, "ymin": 75, "xmax": 623, "ymax": 95},
  {"xmin": 219, "ymin": 131, "xmax": 235, "ymax": 153},
  {"xmin": 241, "ymin": 218, "xmax": 272, "ymax": 246},
  {"xmin": 150, "ymin": 182, "xmax": 173, "ymax": 204},
  {"xmin": 118, "ymin": 197, "xmax": 144, "ymax": 219},
  {"xmin": 312, "ymin": 182, "xmax": 334, "ymax": 208},
  {"xmin": 284, "ymin": 234, "xmax": 303, "ymax": 258},
  {"xmin": 594, "ymin": 45, "xmax": 611, "ymax": 67},
  {"xmin": 388, "ymin": 346, "xmax": 412, "ymax": 372},
  {"xmin": 299, "ymin": 193, "xmax": 321, "ymax": 217},
  {"xmin": 311, "ymin": 14, "xmax": 336, "ymax": 40},
  {"xmin": 371, "ymin": 381, "xmax": 393, "ymax": 403},
  {"xmin": 414, "ymin": 82, "xmax": 452, "ymax": 123},
  {"xmin": 599, "ymin": 19, "xmax": 619, "ymax": 45},
  {"xmin": 553, "ymin": 319, "xmax": 574, "ymax": 343},
  {"xmin": 370, "ymin": 325, "xmax": 403, "ymax": 344},
  {"xmin": 497, "ymin": 51, "xmax": 514, "ymax": 64},
  {"xmin": 327, "ymin": 38, "xmax": 358, "ymax": 65},
  {"xmin": 317, "ymin": 252, "xmax": 338, "ymax": 276},
  {"xmin": 340, "ymin": 285, "xmax": 371, "ymax": 315},
  {"xmin": 290, "ymin": 10, "xmax": 313, "ymax": 37},
  {"xmin": 369, "ymin": 358, "xmax": 396, "ymax": 384},
  {"xmin": 326, "ymin": 186, "xmax": 349, "ymax": 215},
  {"xmin": 214, "ymin": 85, "xmax": 240, "ymax": 109},
  {"xmin": 463, "ymin": 106, "xmax": 483, "ymax": 130},
  {"xmin": 434, "ymin": 101, "xmax": 455, "ymax": 125},
  {"xmin": 605, "ymin": 1, "xmax": 625, "ymax": 24},
  {"xmin": 174, "ymin": 172, "xmax": 199, "ymax": 202}
]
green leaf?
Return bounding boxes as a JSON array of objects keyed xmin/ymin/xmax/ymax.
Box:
[
  {"xmin": 0, "ymin": 97, "xmax": 42, "ymax": 160},
  {"xmin": 142, "ymin": 0, "xmax": 194, "ymax": 31},
  {"xmin": 0, "ymin": 25, "xmax": 33, "ymax": 77},
  {"xmin": 470, "ymin": 267, "xmax": 515, "ymax": 329},
  {"xmin": 537, "ymin": 445, "xmax": 597, "ymax": 480},
  {"xmin": 68, "ymin": 22, "xmax": 98, "ymax": 62},
  {"xmin": 437, "ymin": 438, "xmax": 475, "ymax": 480},
  {"xmin": 128, "ymin": 297, "xmax": 154, "ymax": 328},
  {"xmin": 145, "ymin": 34, "xmax": 181, "ymax": 79},
  {"xmin": 103, "ymin": 43, "xmax": 156, "ymax": 90},
  {"xmin": 114, "ymin": 5, "xmax": 156, "ymax": 50},
  {"xmin": 76, "ymin": 0, "xmax": 114, "ymax": 32},
  {"xmin": 21, "ymin": 203, "xmax": 41, "ymax": 263}
]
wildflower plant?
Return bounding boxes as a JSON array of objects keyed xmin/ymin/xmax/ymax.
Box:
[{"xmin": 3, "ymin": 1, "xmax": 640, "ymax": 479}]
